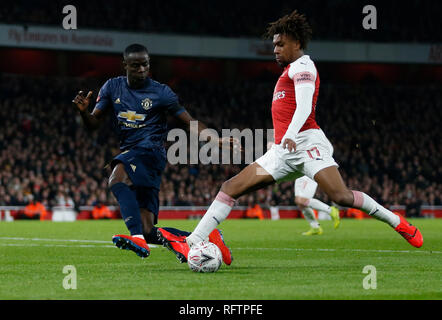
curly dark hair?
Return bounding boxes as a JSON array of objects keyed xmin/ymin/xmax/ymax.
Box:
[{"xmin": 263, "ymin": 10, "xmax": 313, "ymax": 50}]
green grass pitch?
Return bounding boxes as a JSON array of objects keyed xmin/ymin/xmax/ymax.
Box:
[{"xmin": 0, "ymin": 218, "xmax": 441, "ymax": 300}]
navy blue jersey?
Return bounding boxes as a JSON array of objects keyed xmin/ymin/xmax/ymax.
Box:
[{"xmin": 95, "ymin": 76, "xmax": 185, "ymax": 150}]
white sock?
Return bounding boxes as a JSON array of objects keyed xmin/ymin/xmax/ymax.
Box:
[
  {"xmin": 302, "ymin": 208, "xmax": 320, "ymax": 228},
  {"xmin": 352, "ymin": 191, "xmax": 400, "ymax": 227},
  {"xmin": 307, "ymin": 198, "xmax": 331, "ymax": 215},
  {"xmin": 187, "ymin": 191, "xmax": 235, "ymax": 247}
]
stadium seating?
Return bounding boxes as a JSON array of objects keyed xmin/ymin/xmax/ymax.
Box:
[
  {"xmin": 0, "ymin": 0, "xmax": 440, "ymax": 43},
  {"xmin": 0, "ymin": 72, "xmax": 440, "ymax": 217}
]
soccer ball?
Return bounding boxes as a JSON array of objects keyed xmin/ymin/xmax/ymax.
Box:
[{"xmin": 187, "ymin": 241, "xmax": 223, "ymax": 273}]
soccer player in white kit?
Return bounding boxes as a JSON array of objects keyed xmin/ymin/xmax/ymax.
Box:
[
  {"xmin": 266, "ymin": 140, "xmax": 340, "ymax": 235},
  {"xmin": 295, "ymin": 175, "xmax": 340, "ymax": 235},
  {"xmin": 185, "ymin": 10, "xmax": 423, "ymax": 262}
]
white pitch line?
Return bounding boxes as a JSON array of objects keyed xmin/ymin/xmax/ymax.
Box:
[
  {"xmin": 0, "ymin": 237, "xmax": 110, "ymax": 243},
  {"xmin": 234, "ymin": 247, "xmax": 441, "ymax": 254},
  {"xmin": 0, "ymin": 237, "xmax": 158, "ymax": 248},
  {"xmin": 0, "ymin": 243, "xmax": 115, "ymax": 248},
  {"xmin": 0, "ymin": 237, "xmax": 437, "ymax": 254}
]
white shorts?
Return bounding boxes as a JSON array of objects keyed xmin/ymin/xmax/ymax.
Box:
[
  {"xmin": 294, "ymin": 175, "xmax": 318, "ymax": 199},
  {"xmin": 255, "ymin": 128, "xmax": 339, "ymax": 183}
]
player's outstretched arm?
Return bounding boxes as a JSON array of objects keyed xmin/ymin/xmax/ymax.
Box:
[
  {"xmin": 175, "ymin": 111, "xmax": 242, "ymax": 152},
  {"xmin": 72, "ymin": 90, "xmax": 104, "ymax": 131}
]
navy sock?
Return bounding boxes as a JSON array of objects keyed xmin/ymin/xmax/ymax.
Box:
[
  {"xmin": 144, "ymin": 227, "xmax": 191, "ymax": 245},
  {"xmin": 144, "ymin": 227, "xmax": 162, "ymax": 245},
  {"xmin": 110, "ymin": 182, "xmax": 143, "ymax": 236},
  {"xmin": 162, "ymin": 227, "xmax": 191, "ymax": 237}
]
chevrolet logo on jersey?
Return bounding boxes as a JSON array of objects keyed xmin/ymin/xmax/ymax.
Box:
[{"xmin": 118, "ymin": 110, "xmax": 146, "ymax": 122}]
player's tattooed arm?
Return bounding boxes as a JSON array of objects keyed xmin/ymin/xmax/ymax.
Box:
[{"xmin": 72, "ymin": 90, "xmax": 105, "ymax": 131}]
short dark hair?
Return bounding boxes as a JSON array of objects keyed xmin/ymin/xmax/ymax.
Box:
[
  {"xmin": 263, "ymin": 10, "xmax": 313, "ymax": 50},
  {"xmin": 123, "ymin": 43, "xmax": 149, "ymax": 59}
]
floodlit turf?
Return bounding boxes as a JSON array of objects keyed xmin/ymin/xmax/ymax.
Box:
[{"xmin": 0, "ymin": 218, "xmax": 441, "ymax": 300}]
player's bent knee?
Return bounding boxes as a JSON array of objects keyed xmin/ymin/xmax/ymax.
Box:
[
  {"xmin": 108, "ymin": 175, "xmax": 123, "ymax": 189},
  {"xmin": 108, "ymin": 163, "xmax": 131, "ymax": 189}
]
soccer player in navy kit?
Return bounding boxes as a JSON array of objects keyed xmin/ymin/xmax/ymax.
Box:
[{"xmin": 72, "ymin": 44, "xmax": 233, "ymax": 264}]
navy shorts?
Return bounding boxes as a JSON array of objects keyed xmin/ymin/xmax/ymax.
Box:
[{"xmin": 111, "ymin": 147, "xmax": 166, "ymax": 223}]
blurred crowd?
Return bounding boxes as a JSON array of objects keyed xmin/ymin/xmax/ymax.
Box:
[
  {"xmin": 0, "ymin": 72, "xmax": 441, "ymax": 218},
  {"xmin": 0, "ymin": 74, "xmax": 117, "ymax": 211},
  {"xmin": 1, "ymin": 0, "xmax": 440, "ymax": 43}
]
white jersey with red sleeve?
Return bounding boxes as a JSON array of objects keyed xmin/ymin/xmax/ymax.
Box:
[{"xmin": 271, "ymin": 55, "xmax": 320, "ymax": 144}]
